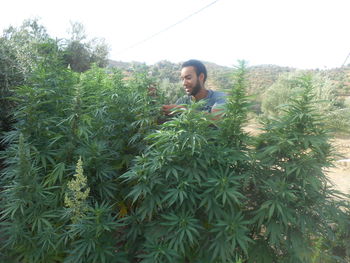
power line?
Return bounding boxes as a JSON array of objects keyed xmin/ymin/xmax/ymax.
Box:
[
  {"xmin": 342, "ymin": 51, "xmax": 350, "ymax": 67},
  {"xmin": 115, "ymin": 0, "xmax": 220, "ymax": 55}
]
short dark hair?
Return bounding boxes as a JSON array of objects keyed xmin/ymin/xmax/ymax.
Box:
[{"xmin": 181, "ymin": 59, "xmax": 207, "ymax": 83}]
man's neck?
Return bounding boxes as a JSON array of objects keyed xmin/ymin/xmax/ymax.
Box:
[{"xmin": 193, "ymin": 88, "xmax": 208, "ymax": 101}]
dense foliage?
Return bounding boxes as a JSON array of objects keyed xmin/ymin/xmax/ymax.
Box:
[
  {"xmin": 261, "ymin": 71, "xmax": 350, "ymax": 133},
  {"xmin": 63, "ymin": 22, "xmax": 109, "ymax": 72},
  {"xmin": 0, "ymin": 19, "xmax": 110, "ymax": 157},
  {"xmin": 255, "ymin": 75, "xmax": 349, "ymax": 262},
  {"xmin": 0, "ymin": 60, "xmax": 164, "ymax": 262},
  {"xmin": 1, "ymin": 20, "xmax": 349, "ymax": 263},
  {"xmin": 121, "ymin": 64, "xmax": 350, "ymax": 262},
  {"xmin": 0, "ymin": 19, "xmax": 51, "ymax": 141}
]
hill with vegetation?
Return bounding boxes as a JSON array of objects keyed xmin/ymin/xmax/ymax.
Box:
[
  {"xmin": 108, "ymin": 59, "xmax": 350, "ymax": 96},
  {"xmin": 108, "ymin": 59, "xmax": 350, "ymax": 118}
]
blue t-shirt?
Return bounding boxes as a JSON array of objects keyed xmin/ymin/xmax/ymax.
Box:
[{"xmin": 176, "ymin": 90, "xmax": 227, "ymax": 112}]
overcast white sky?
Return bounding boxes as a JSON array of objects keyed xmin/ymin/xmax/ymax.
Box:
[{"xmin": 1, "ymin": 0, "xmax": 349, "ymax": 69}]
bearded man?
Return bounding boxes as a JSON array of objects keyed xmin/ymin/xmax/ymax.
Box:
[{"xmin": 162, "ymin": 59, "xmax": 227, "ymax": 115}]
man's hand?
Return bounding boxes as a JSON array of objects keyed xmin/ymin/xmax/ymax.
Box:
[
  {"xmin": 162, "ymin": 104, "xmax": 185, "ymax": 115},
  {"xmin": 210, "ymin": 107, "xmax": 225, "ymax": 120}
]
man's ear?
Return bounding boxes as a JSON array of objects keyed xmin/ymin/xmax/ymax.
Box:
[{"xmin": 199, "ymin": 72, "xmax": 205, "ymax": 83}]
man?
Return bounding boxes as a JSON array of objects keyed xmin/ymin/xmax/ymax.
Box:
[{"xmin": 162, "ymin": 59, "xmax": 227, "ymax": 116}]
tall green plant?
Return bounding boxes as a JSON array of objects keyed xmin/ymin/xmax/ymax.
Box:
[
  {"xmin": 0, "ymin": 19, "xmax": 58, "ymax": 154},
  {"xmin": 253, "ymin": 74, "xmax": 348, "ymax": 262},
  {"xmin": 122, "ymin": 62, "xmax": 253, "ymax": 262},
  {"xmin": 122, "ymin": 66, "xmax": 348, "ymax": 263},
  {"xmin": 260, "ymin": 71, "xmax": 350, "ymax": 133},
  {"xmin": 1, "ymin": 60, "xmax": 162, "ymax": 262},
  {"xmin": 0, "ymin": 134, "xmax": 63, "ymax": 262},
  {"xmin": 62, "ymin": 158, "xmax": 126, "ymax": 263},
  {"xmin": 220, "ymin": 60, "xmax": 251, "ymax": 145}
]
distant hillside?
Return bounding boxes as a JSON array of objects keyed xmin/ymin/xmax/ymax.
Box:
[
  {"xmin": 318, "ymin": 67, "xmax": 350, "ymax": 97},
  {"xmin": 108, "ymin": 59, "xmax": 350, "ymax": 97},
  {"xmin": 245, "ymin": 65, "xmax": 295, "ymax": 96}
]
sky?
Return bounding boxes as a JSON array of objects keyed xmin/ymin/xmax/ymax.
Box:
[{"xmin": 1, "ymin": 0, "xmax": 349, "ymax": 69}]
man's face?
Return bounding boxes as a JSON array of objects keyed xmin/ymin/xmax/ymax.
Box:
[{"xmin": 180, "ymin": 66, "xmax": 203, "ymax": 96}]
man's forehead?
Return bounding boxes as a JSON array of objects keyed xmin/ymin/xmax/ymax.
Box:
[{"xmin": 181, "ymin": 66, "xmax": 196, "ymax": 76}]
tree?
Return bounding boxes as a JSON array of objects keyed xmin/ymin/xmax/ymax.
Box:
[
  {"xmin": 62, "ymin": 22, "xmax": 109, "ymax": 72},
  {"xmin": 261, "ymin": 70, "xmax": 350, "ymax": 133},
  {"xmin": 261, "ymin": 71, "xmax": 337, "ymax": 116},
  {"xmin": 0, "ymin": 18, "xmax": 62, "ymax": 155}
]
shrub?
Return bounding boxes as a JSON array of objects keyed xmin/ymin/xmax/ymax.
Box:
[
  {"xmin": 0, "ymin": 60, "xmax": 161, "ymax": 262},
  {"xmin": 254, "ymin": 75, "xmax": 349, "ymax": 262},
  {"xmin": 261, "ymin": 71, "xmax": 350, "ymax": 133},
  {"xmin": 122, "ymin": 67, "xmax": 349, "ymax": 262}
]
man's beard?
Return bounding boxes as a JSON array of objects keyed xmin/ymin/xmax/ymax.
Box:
[{"xmin": 190, "ymin": 80, "xmax": 201, "ymax": 96}]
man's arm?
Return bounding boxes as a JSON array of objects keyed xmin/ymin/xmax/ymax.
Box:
[
  {"xmin": 210, "ymin": 104, "xmax": 226, "ymax": 120},
  {"xmin": 161, "ymin": 96, "xmax": 189, "ymax": 116},
  {"xmin": 161, "ymin": 104, "xmax": 186, "ymax": 116}
]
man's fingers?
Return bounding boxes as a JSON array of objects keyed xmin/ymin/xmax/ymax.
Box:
[
  {"xmin": 162, "ymin": 104, "xmax": 186, "ymax": 115},
  {"xmin": 162, "ymin": 104, "xmax": 175, "ymax": 115}
]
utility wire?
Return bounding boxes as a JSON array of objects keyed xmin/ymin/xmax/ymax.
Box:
[
  {"xmin": 342, "ymin": 51, "xmax": 350, "ymax": 67},
  {"xmin": 115, "ymin": 0, "xmax": 220, "ymax": 55}
]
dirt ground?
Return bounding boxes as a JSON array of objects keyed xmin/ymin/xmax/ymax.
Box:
[{"xmin": 327, "ymin": 136, "xmax": 350, "ymax": 197}]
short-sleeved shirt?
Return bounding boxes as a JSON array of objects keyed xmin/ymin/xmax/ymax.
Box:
[{"xmin": 176, "ymin": 90, "xmax": 227, "ymax": 113}]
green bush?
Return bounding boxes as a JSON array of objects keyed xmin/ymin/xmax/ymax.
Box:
[
  {"xmin": 261, "ymin": 71, "xmax": 350, "ymax": 133},
  {"xmin": 121, "ymin": 62, "xmax": 252, "ymax": 262},
  {"xmin": 0, "ymin": 60, "xmax": 162, "ymax": 262},
  {"xmin": 261, "ymin": 71, "xmax": 336, "ymax": 116},
  {"xmin": 325, "ymin": 108, "xmax": 350, "ymax": 134},
  {"xmin": 254, "ymin": 75, "xmax": 349, "ymax": 262},
  {"xmin": 0, "ymin": 19, "xmax": 54, "ymax": 150},
  {"xmin": 122, "ymin": 65, "xmax": 349, "ymax": 262},
  {"xmin": 0, "ymin": 19, "xmax": 110, "ymax": 147}
]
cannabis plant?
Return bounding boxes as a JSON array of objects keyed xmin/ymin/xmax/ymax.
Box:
[
  {"xmin": 1, "ymin": 59, "xmax": 162, "ymax": 262},
  {"xmin": 0, "ymin": 134, "xmax": 64, "ymax": 262},
  {"xmin": 62, "ymin": 158, "xmax": 126, "ymax": 263},
  {"xmin": 122, "ymin": 66, "xmax": 348, "ymax": 263},
  {"xmin": 122, "ymin": 62, "xmax": 253, "ymax": 262},
  {"xmin": 252, "ymin": 74, "xmax": 349, "ymax": 262}
]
